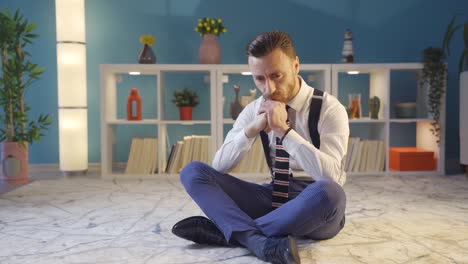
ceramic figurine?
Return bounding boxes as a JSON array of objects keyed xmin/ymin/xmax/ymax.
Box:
[
  {"xmin": 341, "ymin": 29, "xmax": 355, "ymax": 63},
  {"xmin": 230, "ymin": 84, "xmax": 243, "ymax": 120},
  {"xmin": 369, "ymin": 96, "xmax": 381, "ymax": 119}
]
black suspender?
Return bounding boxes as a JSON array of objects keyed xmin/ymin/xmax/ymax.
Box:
[
  {"xmin": 260, "ymin": 130, "xmax": 273, "ymax": 174},
  {"xmin": 260, "ymin": 88, "xmax": 324, "ymax": 174},
  {"xmin": 309, "ymin": 88, "xmax": 324, "ymax": 149}
]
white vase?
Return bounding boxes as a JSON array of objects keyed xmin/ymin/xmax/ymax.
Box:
[{"xmin": 460, "ymin": 71, "xmax": 468, "ymax": 165}]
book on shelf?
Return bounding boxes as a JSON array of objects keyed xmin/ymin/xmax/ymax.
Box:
[
  {"xmin": 165, "ymin": 135, "xmax": 212, "ymax": 174},
  {"xmin": 344, "ymin": 137, "xmax": 386, "ymax": 173},
  {"xmin": 125, "ymin": 137, "xmax": 158, "ymax": 174}
]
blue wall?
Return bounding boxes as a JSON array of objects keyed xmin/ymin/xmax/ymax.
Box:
[{"xmin": 1, "ymin": 0, "xmax": 466, "ymax": 173}]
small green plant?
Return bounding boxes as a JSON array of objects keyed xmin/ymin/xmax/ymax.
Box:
[
  {"xmin": 172, "ymin": 88, "xmax": 199, "ymax": 107},
  {"xmin": 442, "ymin": 15, "xmax": 468, "ymax": 74},
  {"xmin": 0, "ymin": 8, "xmax": 53, "ymax": 145}
]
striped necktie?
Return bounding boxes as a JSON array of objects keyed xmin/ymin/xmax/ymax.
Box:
[{"xmin": 271, "ymin": 106, "xmax": 291, "ymax": 209}]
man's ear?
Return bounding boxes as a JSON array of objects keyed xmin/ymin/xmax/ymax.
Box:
[{"xmin": 294, "ymin": 56, "xmax": 300, "ymax": 75}]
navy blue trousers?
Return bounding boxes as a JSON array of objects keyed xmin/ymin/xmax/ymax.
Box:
[{"xmin": 180, "ymin": 161, "xmax": 346, "ymax": 243}]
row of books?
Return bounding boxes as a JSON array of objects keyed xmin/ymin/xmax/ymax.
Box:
[
  {"xmin": 125, "ymin": 137, "xmax": 158, "ymax": 174},
  {"xmin": 345, "ymin": 137, "xmax": 386, "ymax": 172},
  {"xmin": 125, "ymin": 136, "xmax": 385, "ymax": 175},
  {"xmin": 165, "ymin": 135, "xmax": 212, "ymax": 173}
]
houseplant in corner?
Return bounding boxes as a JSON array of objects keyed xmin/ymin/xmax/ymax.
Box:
[
  {"xmin": 420, "ymin": 47, "xmax": 446, "ymax": 144},
  {"xmin": 195, "ymin": 17, "xmax": 227, "ymax": 64},
  {"xmin": 0, "ymin": 9, "xmax": 53, "ymax": 183},
  {"xmin": 441, "ymin": 15, "xmax": 468, "ymax": 171},
  {"xmin": 172, "ymin": 88, "xmax": 199, "ymax": 121}
]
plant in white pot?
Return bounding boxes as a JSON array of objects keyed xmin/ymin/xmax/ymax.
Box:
[
  {"xmin": 442, "ymin": 16, "xmax": 468, "ymax": 170},
  {"xmin": 0, "ymin": 9, "xmax": 53, "ymax": 183}
]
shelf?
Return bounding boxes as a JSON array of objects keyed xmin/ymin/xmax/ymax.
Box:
[
  {"xmin": 107, "ymin": 119, "xmax": 159, "ymax": 125},
  {"xmin": 332, "ymin": 63, "xmax": 423, "ymax": 73},
  {"xmin": 347, "ymin": 172, "xmax": 386, "ymax": 176},
  {"xmin": 102, "ymin": 173, "xmax": 175, "ymax": 180},
  {"xmin": 387, "ymin": 170, "xmax": 439, "ymax": 176},
  {"xmin": 162, "ymin": 120, "xmax": 211, "ymax": 125},
  {"xmin": 349, "ymin": 118, "xmax": 386, "ymax": 123},
  {"xmin": 223, "ymin": 118, "xmax": 235, "ymax": 124},
  {"xmin": 101, "ymin": 64, "xmax": 219, "ymax": 74},
  {"xmin": 389, "ymin": 118, "xmax": 432, "ymax": 123}
]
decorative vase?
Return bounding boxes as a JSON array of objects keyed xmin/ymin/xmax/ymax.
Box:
[
  {"xmin": 127, "ymin": 88, "xmax": 142, "ymax": 120},
  {"xmin": 0, "ymin": 142, "xmax": 29, "ymax": 183},
  {"xmin": 179, "ymin": 106, "xmax": 193, "ymax": 120},
  {"xmin": 230, "ymin": 85, "xmax": 243, "ymax": 120},
  {"xmin": 369, "ymin": 96, "xmax": 381, "ymax": 119},
  {"xmin": 138, "ymin": 44, "xmax": 156, "ymax": 64},
  {"xmin": 199, "ymin": 34, "xmax": 221, "ymax": 64},
  {"xmin": 348, "ymin": 93, "xmax": 361, "ymax": 119}
]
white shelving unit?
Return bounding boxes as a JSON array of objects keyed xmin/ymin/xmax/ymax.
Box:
[
  {"xmin": 100, "ymin": 64, "xmax": 218, "ymax": 179},
  {"xmin": 100, "ymin": 63, "xmax": 445, "ymax": 179},
  {"xmin": 332, "ymin": 63, "xmax": 445, "ymax": 176}
]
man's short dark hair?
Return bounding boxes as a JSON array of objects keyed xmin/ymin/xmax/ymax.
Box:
[{"xmin": 245, "ymin": 31, "xmax": 296, "ymax": 59}]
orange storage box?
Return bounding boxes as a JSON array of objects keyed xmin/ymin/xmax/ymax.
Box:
[{"xmin": 389, "ymin": 147, "xmax": 436, "ymax": 171}]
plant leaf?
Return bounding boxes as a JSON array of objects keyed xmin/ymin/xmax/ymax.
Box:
[
  {"xmin": 442, "ymin": 16, "xmax": 461, "ymax": 56},
  {"xmin": 464, "ymin": 22, "xmax": 468, "ymax": 50},
  {"xmin": 458, "ymin": 49, "xmax": 468, "ymax": 74}
]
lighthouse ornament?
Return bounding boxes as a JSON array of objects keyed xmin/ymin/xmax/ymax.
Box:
[{"xmin": 341, "ymin": 29, "xmax": 355, "ymax": 63}]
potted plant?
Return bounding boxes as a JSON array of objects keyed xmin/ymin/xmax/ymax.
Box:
[
  {"xmin": 0, "ymin": 9, "xmax": 53, "ymax": 183},
  {"xmin": 195, "ymin": 17, "xmax": 227, "ymax": 64},
  {"xmin": 442, "ymin": 15, "xmax": 468, "ymax": 170},
  {"xmin": 172, "ymin": 88, "xmax": 199, "ymax": 120},
  {"xmin": 420, "ymin": 47, "xmax": 446, "ymax": 144}
]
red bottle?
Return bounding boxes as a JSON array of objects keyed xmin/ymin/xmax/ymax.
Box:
[{"xmin": 127, "ymin": 88, "xmax": 142, "ymax": 120}]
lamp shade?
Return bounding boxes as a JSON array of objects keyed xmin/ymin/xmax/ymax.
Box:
[
  {"xmin": 57, "ymin": 43, "xmax": 87, "ymax": 107},
  {"xmin": 55, "ymin": 0, "xmax": 86, "ymax": 42},
  {"xmin": 58, "ymin": 109, "xmax": 88, "ymax": 171},
  {"xmin": 56, "ymin": 0, "xmax": 88, "ymax": 175}
]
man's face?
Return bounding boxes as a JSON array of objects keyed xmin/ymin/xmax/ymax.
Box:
[{"xmin": 248, "ymin": 48, "xmax": 300, "ymax": 103}]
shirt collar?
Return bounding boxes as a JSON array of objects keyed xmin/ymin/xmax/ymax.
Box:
[{"xmin": 287, "ymin": 75, "xmax": 310, "ymax": 112}]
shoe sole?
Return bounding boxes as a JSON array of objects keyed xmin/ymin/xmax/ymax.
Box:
[{"xmin": 288, "ymin": 236, "xmax": 301, "ymax": 264}]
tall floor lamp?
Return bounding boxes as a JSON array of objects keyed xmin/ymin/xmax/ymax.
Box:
[{"xmin": 55, "ymin": 0, "xmax": 88, "ymax": 175}]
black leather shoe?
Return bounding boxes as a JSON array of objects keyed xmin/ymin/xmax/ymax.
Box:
[
  {"xmin": 172, "ymin": 216, "xmax": 232, "ymax": 247},
  {"xmin": 262, "ymin": 236, "xmax": 301, "ymax": 264}
]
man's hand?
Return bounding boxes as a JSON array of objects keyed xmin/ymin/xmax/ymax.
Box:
[
  {"xmin": 244, "ymin": 112, "xmax": 269, "ymax": 138},
  {"xmin": 259, "ymin": 100, "xmax": 290, "ymax": 138}
]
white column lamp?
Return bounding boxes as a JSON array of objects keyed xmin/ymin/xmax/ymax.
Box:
[{"xmin": 55, "ymin": 0, "xmax": 88, "ymax": 175}]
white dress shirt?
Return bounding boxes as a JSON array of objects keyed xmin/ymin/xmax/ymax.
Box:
[{"xmin": 213, "ymin": 76, "xmax": 349, "ymax": 186}]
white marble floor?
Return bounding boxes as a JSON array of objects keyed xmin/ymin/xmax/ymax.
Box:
[{"xmin": 1, "ymin": 173, "xmax": 468, "ymax": 264}]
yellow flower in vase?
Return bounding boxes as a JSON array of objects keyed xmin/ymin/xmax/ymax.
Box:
[
  {"xmin": 139, "ymin": 34, "xmax": 156, "ymax": 46},
  {"xmin": 195, "ymin": 17, "xmax": 226, "ymax": 64},
  {"xmin": 194, "ymin": 17, "xmax": 227, "ymax": 37}
]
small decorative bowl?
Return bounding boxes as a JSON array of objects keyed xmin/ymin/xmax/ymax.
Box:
[{"xmin": 395, "ymin": 102, "xmax": 417, "ymax": 118}]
